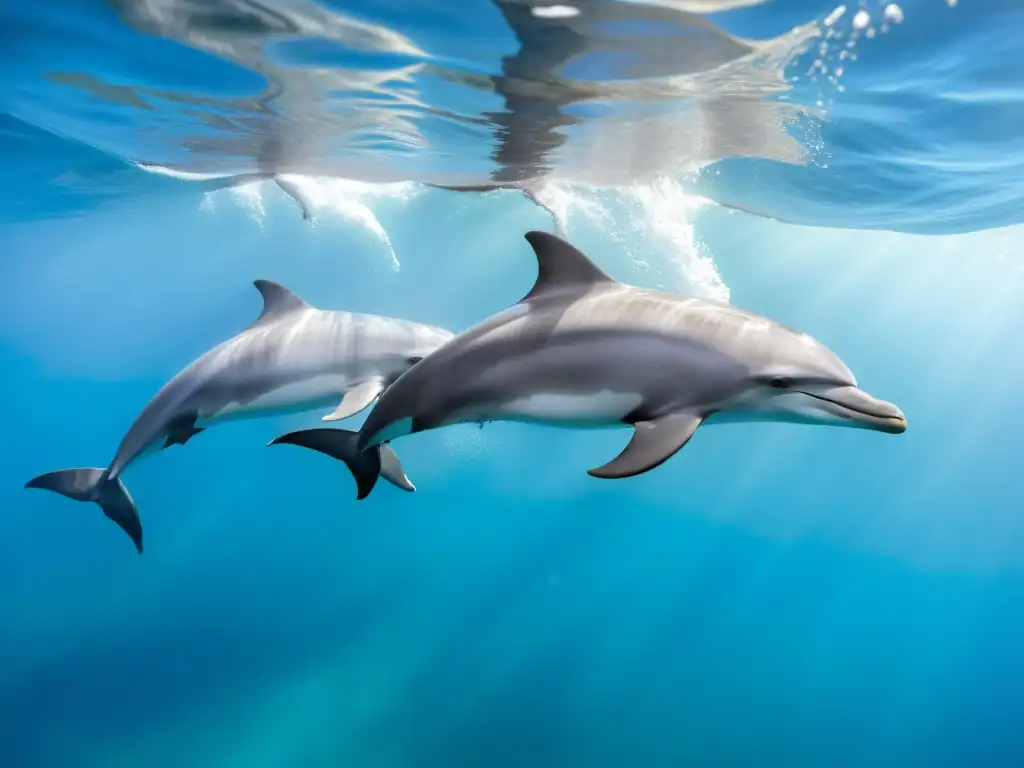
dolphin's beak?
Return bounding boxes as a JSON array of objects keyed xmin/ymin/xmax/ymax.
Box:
[{"xmin": 804, "ymin": 385, "xmax": 907, "ymax": 434}]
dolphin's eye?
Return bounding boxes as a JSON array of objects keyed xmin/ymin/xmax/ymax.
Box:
[{"xmin": 768, "ymin": 376, "xmax": 793, "ymax": 389}]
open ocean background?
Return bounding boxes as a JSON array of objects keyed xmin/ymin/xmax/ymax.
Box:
[{"xmin": 3, "ymin": 0, "xmax": 1024, "ymax": 765}]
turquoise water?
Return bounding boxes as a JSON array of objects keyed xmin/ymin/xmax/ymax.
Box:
[{"xmin": 4, "ymin": 1, "xmax": 1024, "ymax": 766}]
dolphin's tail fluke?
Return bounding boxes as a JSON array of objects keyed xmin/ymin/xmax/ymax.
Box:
[
  {"xmin": 24, "ymin": 468, "xmax": 143, "ymax": 554},
  {"xmin": 268, "ymin": 428, "xmax": 416, "ymax": 499}
]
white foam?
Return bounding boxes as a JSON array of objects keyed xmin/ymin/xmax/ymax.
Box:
[
  {"xmin": 142, "ymin": 161, "xmax": 728, "ymax": 304},
  {"xmin": 530, "ymin": 178, "xmax": 730, "ymax": 303},
  {"xmin": 226, "ymin": 181, "xmax": 268, "ymax": 232},
  {"xmin": 214, "ymin": 174, "xmax": 418, "ymax": 270},
  {"xmin": 625, "ymin": 179, "xmax": 729, "ymax": 302},
  {"xmin": 132, "ymin": 161, "xmax": 231, "ymax": 181},
  {"xmin": 300, "ymin": 175, "xmax": 726, "ymax": 301}
]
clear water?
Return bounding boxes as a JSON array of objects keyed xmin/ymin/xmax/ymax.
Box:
[{"xmin": 3, "ymin": 1, "xmax": 1024, "ymax": 766}]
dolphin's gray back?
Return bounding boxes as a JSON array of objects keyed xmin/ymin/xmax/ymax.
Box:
[
  {"xmin": 193, "ymin": 308, "xmax": 437, "ymax": 381},
  {"xmin": 560, "ymin": 288, "xmax": 855, "ymax": 381}
]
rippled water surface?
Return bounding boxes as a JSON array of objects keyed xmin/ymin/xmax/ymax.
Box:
[{"xmin": 4, "ymin": 0, "xmax": 1022, "ymax": 232}]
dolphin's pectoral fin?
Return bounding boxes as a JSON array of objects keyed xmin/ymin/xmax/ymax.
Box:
[
  {"xmin": 520, "ymin": 231, "xmax": 615, "ymax": 302},
  {"xmin": 323, "ymin": 378, "xmax": 386, "ymax": 422},
  {"xmin": 588, "ymin": 412, "xmax": 703, "ymax": 479},
  {"xmin": 161, "ymin": 427, "xmax": 205, "ymax": 450},
  {"xmin": 379, "ymin": 445, "xmax": 415, "ymax": 492},
  {"xmin": 161, "ymin": 414, "xmax": 206, "ymax": 450}
]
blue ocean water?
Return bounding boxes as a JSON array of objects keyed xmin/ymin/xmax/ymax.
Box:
[{"xmin": 3, "ymin": 0, "xmax": 1024, "ymax": 766}]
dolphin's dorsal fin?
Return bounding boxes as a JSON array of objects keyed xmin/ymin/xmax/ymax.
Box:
[
  {"xmin": 252, "ymin": 279, "xmax": 311, "ymax": 326},
  {"xmin": 521, "ymin": 231, "xmax": 615, "ymax": 302}
]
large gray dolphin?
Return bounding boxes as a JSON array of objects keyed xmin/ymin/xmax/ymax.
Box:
[
  {"xmin": 25, "ymin": 280, "xmax": 454, "ymax": 553},
  {"xmin": 308, "ymin": 231, "xmax": 904, "ymax": 481}
]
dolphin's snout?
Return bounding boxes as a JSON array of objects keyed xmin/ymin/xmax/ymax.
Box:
[
  {"xmin": 868, "ymin": 397, "xmax": 907, "ymax": 434},
  {"xmin": 878, "ymin": 412, "xmax": 908, "ymax": 434},
  {"xmin": 876, "ymin": 411, "xmax": 909, "ymax": 436},
  {"xmin": 812, "ymin": 385, "xmax": 907, "ymax": 434}
]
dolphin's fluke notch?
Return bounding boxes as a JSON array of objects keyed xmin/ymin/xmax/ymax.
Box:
[
  {"xmin": 588, "ymin": 412, "xmax": 704, "ymax": 479},
  {"xmin": 24, "ymin": 468, "xmax": 143, "ymax": 553},
  {"xmin": 268, "ymin": 428, "xmax": 416, "ymax": 499}
]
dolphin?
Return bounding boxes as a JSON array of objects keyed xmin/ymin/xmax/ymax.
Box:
[
  {"xmin": 290, "ymin": 230, "xmax": 903, "ymax": 481},
  {"xmin": 24, "ymin": 280, "xmax": 454, "ymax": 553}
]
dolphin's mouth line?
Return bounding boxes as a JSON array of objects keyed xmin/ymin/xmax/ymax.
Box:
[{"xmin": 797, "ymin": 390, "xmax": 906, "ymax": 425}]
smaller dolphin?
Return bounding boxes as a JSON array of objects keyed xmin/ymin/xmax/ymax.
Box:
[
  {"xmin": 25, "ymin": 281, "xmax": 454, "ymax": 553},
  {"xmin": 316, "ymin": 231, "xmax": 905, "ymax": 480}
]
